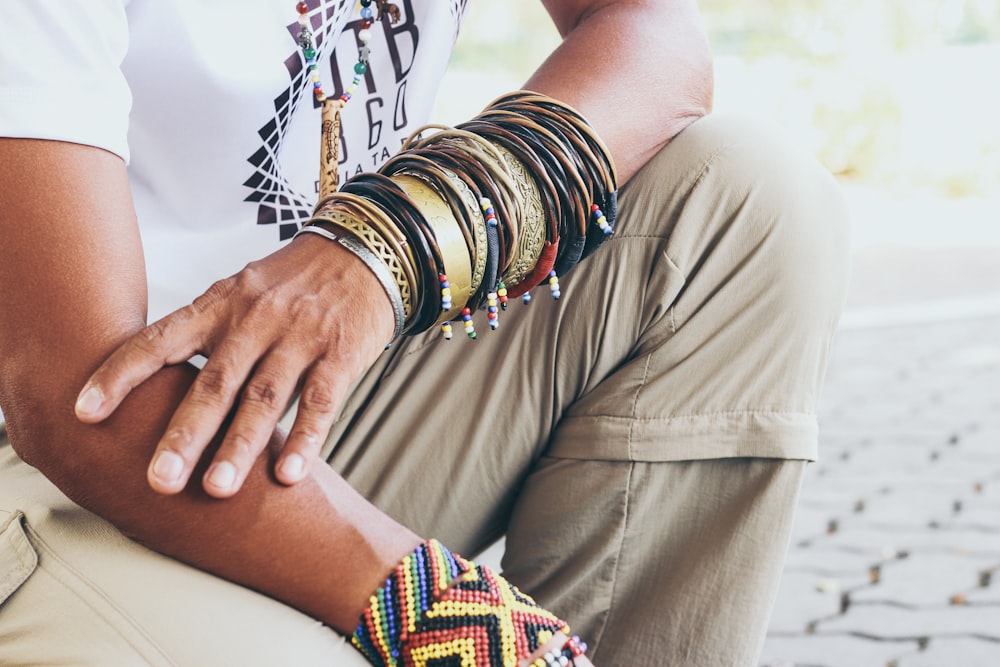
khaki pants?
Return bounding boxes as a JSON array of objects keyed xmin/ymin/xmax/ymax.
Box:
[{"xmin": 0, "ymin": 113, "xmax": 850, "ymax": 666}]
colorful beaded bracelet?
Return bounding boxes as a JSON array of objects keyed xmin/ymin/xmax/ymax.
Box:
[{"xmin": 352, "ymin": 539, "xmax": 587, "ymax": 667}]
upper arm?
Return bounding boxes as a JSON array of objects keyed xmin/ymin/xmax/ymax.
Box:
[
  {"xmin": 529, "ymin": 0, "xmax": 713, "ymax": 181},
  {"xmin": 0, "ymin": 138, "xmax": 148, "ymax": 457},
  {"xmin": 0, "ymin": 1, "xmax": 143, "ymax": 408}
]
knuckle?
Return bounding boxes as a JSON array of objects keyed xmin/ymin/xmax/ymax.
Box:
[
  {"xmin": 222, "ymin": 430, "xmax": 258, "ymax": 460},
  {"xmin": 242, "ymin": 375, "xmax": 285, "ymax": 411},
  {"xmin": 191, "ymin": 366, "xmax": 237, "ymax": 405},
  {"xmin": 193, "ymin": 278, "xmax": 236, "ymax": 314},
  {"xmin": 298, "ymin": 383, "xmax": 338, "ymax": 416},
  {"xmin": 234, "ymin": 262, "xmax": 268, "ymax": 295},
  {"xmin": 135, "ymin": 319, "xmax": 171, "ymax": 350}
]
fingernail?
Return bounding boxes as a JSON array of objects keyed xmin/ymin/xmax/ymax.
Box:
[
  {"xmin": 279, "ymin": 454, "xmax": 305, "ymax": 480},
  {"xmin": 206, "ymin": 461, "xmax": 237, "ymax": 490},
  {"xmin": 75, "ymin": 386, "xmax": 104, "ymax": 416},
  {"xmin": 151, "ymin": 450, "xmax": 185, "ymax": 485}
]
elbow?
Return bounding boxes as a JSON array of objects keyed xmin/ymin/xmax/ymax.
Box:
[
  {"xmin": 688, "ymin": 29, "xmax": 715, "ymax": 120},
  {"xmin": 2, "ymin": 405, "xmax": 89, "ymax": 505},
  {"xmin": 656, "ymin": 4, "xmax": 716, "ymax": 137},
  {"xmin": 0, "ymin": 377, "xmax": 122, "ymax": 513}
]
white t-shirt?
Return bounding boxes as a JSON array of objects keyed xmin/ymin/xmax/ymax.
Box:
[{"xmin": 0, "ymin": 0, "xmax": 466, "ymax": 321}]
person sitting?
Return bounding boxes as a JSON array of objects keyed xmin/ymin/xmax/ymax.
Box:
[{"xmin": 0, "ymin": 1, "xmax": 850, "ymax": 664}]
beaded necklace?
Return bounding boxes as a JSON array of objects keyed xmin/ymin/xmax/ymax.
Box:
[
  {"xmin": 294, "ymin": 0, "xmax": 399, "ymax": 199},
  {"xmin": 294, "ymin": 4, "xmax": 619, "ymax": 346}
]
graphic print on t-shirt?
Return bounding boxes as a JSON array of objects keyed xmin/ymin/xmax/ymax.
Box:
[
  {"xmin": 242, "ymin": 0, "xmax": 352, "ymax": 242},
  {"xmin": 242, "ymin": 0, "xmax": 467, "ymax": 242}
]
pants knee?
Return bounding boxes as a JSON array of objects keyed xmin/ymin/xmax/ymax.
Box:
[{"xmin": 632, "ymin": 112, "xmax": 852, "ymax": 332}]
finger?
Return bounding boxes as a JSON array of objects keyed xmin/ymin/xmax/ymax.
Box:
[
  {"xmin": 519, "ymin": 632, "xmax": 592, "ymax": 667},
  {"xmin": 147, "ymin": 343, "xmax": 259, "ymax": 494},
  {"xmin": 202, "ymin": 350, "xmax": 303, "ymax": 497},
  {"xmin": 275, "ymin": 359, "xmax": 350, "ymax": 485},
  {"xmin": 75, "ymin": 306, "xmax": 212, "ymax": 423}
]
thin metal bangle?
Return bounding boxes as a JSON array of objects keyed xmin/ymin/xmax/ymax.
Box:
[{"xmin": 293, "ymin": 225, "xmax": 405, "ymax": 341}]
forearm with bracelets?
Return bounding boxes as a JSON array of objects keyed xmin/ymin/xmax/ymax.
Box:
[
  {"xmin": 295, "ymin": 91, "xmax": 615, "ymax": 666},
  {"xmin": 297, "ymin": 91, "xmax": 619, "ymax": 343}
]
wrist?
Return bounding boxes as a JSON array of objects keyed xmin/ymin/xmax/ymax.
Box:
[{"xmin": 291, "ymin": 230, "xmax": 400, "ymax": 345}]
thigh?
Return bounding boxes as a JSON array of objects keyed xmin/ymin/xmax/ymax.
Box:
[
  {"xmin": 323, "ymin": 112, "xmax": 849, "ymax": 549},
  {"xmin": 0, "ymin": 440, "xmax": 366, "ymax": 667}
]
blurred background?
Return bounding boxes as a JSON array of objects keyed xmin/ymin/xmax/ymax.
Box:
[
  {"xmin": 437, "ymin": 0, "xmax": 1000, "ymax": 325},
  {"xmin": 439, "ymin": 2, "xmax": 1000, "ymax": 665}
]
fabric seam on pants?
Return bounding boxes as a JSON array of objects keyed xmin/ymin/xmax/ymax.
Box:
[
  {"xmin": 589, "ymin": 460, "xmax": 635, "ymax": 658},
  {"xmin": 627, "ymin": 353, "xmax": 654, "ymax": 461}
]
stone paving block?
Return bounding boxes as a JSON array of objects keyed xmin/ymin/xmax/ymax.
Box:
[
  {"xmin": 892, "ymin": 638, "xmax": 1000, "ymax": 666},
  {"xmin": 781, "ymin": 567, "xmax": 874, "ymax": 593},
  {"xmin": 799, "ymin": 483, "xmax": 878, "ymax": 508},
  {"xmin": 790, "ymin": 505, "xmax": 847, "ymax": 544},
  {"xmin": 828, "ymin": 443, "xmax": 940, "ymax": 468},
  {"xmin": 970, "ymin": 478, "xmax": 1000, "ymax": 504},
  {"xmin": 783, "ymin": 546, "xmax": 905, "ymax": 578},
  {"xmin": 768, "ymin": 572, "xmax": 857, "ymax": 633},
  {"xmin": 817, "ymin": 460, "xmax": 935, "ymax": 483},
  {"xmin": 922, "ymin": 458, "xmax": 1000, "ymax": 481},
  {"xmin": 810, "ymin": 442, "xmax": 856, "ymax": 459},
  {"xmin": 818, "ymin": 603, "xmax": 1000, "ymax": 638},
  {"xmin": 933, "ymin": 508, "xmax": 1000, "ymax": 531},
  {"xmin": 797, "ymin": 492, "xmax": 863, "ymax": 511},
  {"xmin": 799, "ymin": 477, "xmax": 935, "ymax": 511},
  {"xmin": 812, "ymin": 467, "xmax": 957, "ymax": 490},
  {"xmin": 854, "ymin": 490, "xmax": 963, "ymax": 528},
  {"xmin": 760, "ymin": 633, "xmax": 915, "ymax": 667},
  {"xmin": 820, "ymin": 526, "xmax": 1000, "ymax": 558},
  {"xmin": 861, "ymin": 506, "xmax": 996, "ymax": 534},
  {"xmin": 801, "ymin": 528, "xmax": 921, "ymax": 557},
  {"xmin": 962, "ymin": 565, "xmax": 1000, "ymax": 603},
  {"xmin": 949, "ymin": 497, "xmax": 1000, "ymax": 519},
  {"xmin": 817, "ymin": 429, "xmax": 952, "ymax": 451},
  {"xmin": 874, "ymin": 476, "xmax": 984, "ymax": 501},
  {"xmin": 963, "ymin": 589, "xmax": 1000, "ymax": 606},
  {"xmin": 849, "ymin": 552, "xmax": 1000, "ymax": 607},
  {"xmin": 946, "ymin": 432, "xmax": 1000, "ymax": 455},
  {"xmin": 831, "ymin": 404, "xmax": 922, "ymax": 429}
]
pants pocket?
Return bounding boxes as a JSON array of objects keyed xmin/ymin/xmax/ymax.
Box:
[{"xmin": 0, "ymin": 511, "xmax": 37, "ymax": 607}]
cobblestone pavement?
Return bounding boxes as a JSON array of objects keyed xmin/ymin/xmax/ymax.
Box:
[{"xmin": 759, "ymin": 313, "xmax": 1000, "ymax": 666}]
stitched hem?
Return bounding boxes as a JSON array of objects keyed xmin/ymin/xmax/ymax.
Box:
[{"xmin": 550, "ymin": 410, "xmax": 819, "ymax": 462}]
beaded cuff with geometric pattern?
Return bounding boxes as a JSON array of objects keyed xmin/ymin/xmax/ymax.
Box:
[{"xmin": 351, "ymin": 539, "xmax": 589, "ymax": 667}]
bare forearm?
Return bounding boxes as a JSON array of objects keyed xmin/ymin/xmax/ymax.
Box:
[
  {"xmin": 529, "ymin": 0, "xmax": 713, "ymax": 182},
  {"xmin": 5, "ymin": 352, "xmax": 418, "ymax": 635},
  {"xmin": 0, "ymin": 138, "xmax": 418, "ymax": 634}
]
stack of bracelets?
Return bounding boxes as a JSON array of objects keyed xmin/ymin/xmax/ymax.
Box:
[
  {"xmin": 305, "ymin": 93, "xmax": 616, "ymax": 665},
  {"xmin": 293, "ymin": 7, "xmax": 617, "ymax": 666},
  {"xmin": 296, "ymin": 91, "xmax": 619, "ymax": 344},
  {"xmin": 297, "ymin": 92, "xmax": 617, "ymax": 665}
]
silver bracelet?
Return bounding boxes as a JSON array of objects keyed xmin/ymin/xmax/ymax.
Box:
[{"xmin": 293, "ymin": 224, "xmax": 405, "ymax": 341}]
